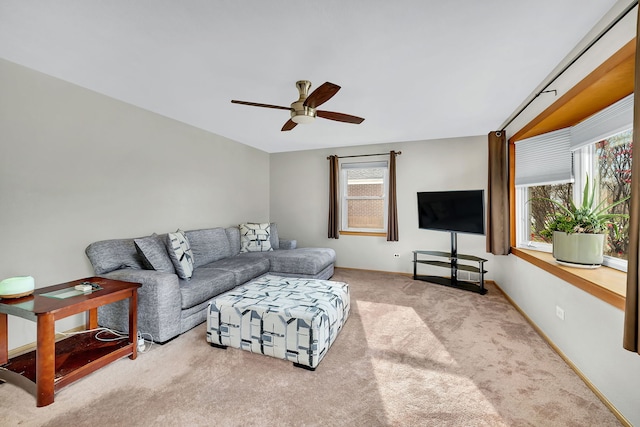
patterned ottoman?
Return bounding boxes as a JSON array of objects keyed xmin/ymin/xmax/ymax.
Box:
[{"xmin": 206, "ymin": 275, "xmax": 350, "ymax": 370}]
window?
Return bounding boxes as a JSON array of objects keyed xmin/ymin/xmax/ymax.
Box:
[
  {"xmin": 340, "ymin": 161, "xmax": 388, "ymax": 233},
  {"xmin": 524, "ymin": 183, "xmax": 573, "ymax": 246},
  {"xmin": 515, "ymin": 95, "xmax": 633, "ymax": 271},
  {"xmin": 514, "ymin": 128, "xmax": 574, "ymax": 252},
  {"xmin": 595, "ymin": 130, "xmax": 632, "ymax": 262}
]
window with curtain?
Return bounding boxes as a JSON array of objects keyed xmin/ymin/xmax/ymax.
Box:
[
  {"xmin": 340, "ymin": 161, "xmax": 389, "ymax": 233},
  {"xmin": 515, "ymin": 94, "xmax": 633, "ymax": 271},
  {"xmin": 515, "ymin": 128, "xmax": 574, "ymax": 250}
]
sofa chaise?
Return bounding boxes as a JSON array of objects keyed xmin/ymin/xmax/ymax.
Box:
[{"xmin": 85, "ymin": 223, "xmax": 336, "ymax": 343}]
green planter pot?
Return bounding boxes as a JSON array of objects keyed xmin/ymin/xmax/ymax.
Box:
[{"xmin": 552, "ymin": 231, "xmax": 604, "ymax": 267}]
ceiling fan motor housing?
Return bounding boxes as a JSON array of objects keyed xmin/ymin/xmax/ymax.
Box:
[{"xmin": 291, "ymin": 80, "xmax": 316, "ymax": 124}]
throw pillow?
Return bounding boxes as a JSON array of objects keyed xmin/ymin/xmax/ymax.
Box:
[
  {"xmin": 239, "ymin": 223, "xmax": 273, "ymax": 253},
  {"xmin": 134, "ymin": 233, "xmax": 176, "ymax": 273},
  {"xmin": 165, "ymin": 229, "xmax": 194, "ymax": 279},
  {"xmin": 269, "ymin": 222, "xmax": 279, "ymax": 250}
]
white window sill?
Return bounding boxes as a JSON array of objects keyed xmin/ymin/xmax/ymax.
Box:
[{"xmin": 339, "ymin": 230, "xmax": 387, "ymax": 237}]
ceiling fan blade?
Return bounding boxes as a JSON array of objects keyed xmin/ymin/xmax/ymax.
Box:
[
  {"xmin": 303, "ymin": 82, "xmax": 340, "ymax": 108},
  {"xmin": 317, "ymin": 110, "xmax": 365, "ymax": 124},
  {"xmin": 281, "ymin": 119, "xmax": 297, "ymax": 131},
  {"xmin": 231, "ymin": 100, "xmax": 292, "ymax": 111}
]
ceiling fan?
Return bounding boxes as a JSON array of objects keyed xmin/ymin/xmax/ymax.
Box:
[{"xmin": 231, "ymin": 80, "xmax": 365, "ymax": 131}]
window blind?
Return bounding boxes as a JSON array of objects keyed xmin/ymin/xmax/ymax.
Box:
[
  {"xmin": 340, "ymin": 161, "xmax": 387, "ymax": 170},
  {"xmin": 570, "ymin": 93, "xmax": 633, "ymax": 151},
  {"xmin": 515, "ymin": 128, "xmax": 573, "ymax": 187}
]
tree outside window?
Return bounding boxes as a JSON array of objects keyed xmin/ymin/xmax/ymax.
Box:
[
  {"xmin": 528, "ymin": 183, "xmax": 573, "ymax": 243},
  {"xmin": 596, "ymin": 129, "xmax": 632, "ymax": 260}
]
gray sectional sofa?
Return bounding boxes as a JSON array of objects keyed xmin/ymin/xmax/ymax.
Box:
[{"xmin": 85, "ymin": 224, "xmax": 336, "ymax": 343}]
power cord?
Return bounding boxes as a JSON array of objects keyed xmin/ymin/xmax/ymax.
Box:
[
  {"xmin": 56, "ymin": 327, "xmax": 128, "ymax": 342},
  {"xmin": 57, "ymin": 327, "xmax": 154, "ymax": 353},
  {"xmin": 137, "ymin": 331, "xmax": 154, "ymax": 353},
  {"xmin": 137, "ymin": 331, "xmax": 145, "ymax": 352}
]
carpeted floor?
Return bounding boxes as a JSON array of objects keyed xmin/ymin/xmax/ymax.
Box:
[{"xmin": 0, "ymin": 269, "xmax": 621, "ymax": 426}]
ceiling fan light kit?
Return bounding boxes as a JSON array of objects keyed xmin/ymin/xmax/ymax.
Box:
[
  {"xmin": 231, "ymin": 80, "xmax": 364, "ymax": 131},
  {"xmin": 291, "ymin": 111, "xmax": 315, "ymax": 124}
]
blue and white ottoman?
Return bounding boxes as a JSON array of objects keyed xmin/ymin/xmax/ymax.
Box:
[{"xmin": 206, "ymin": 275, "xmax": 350, "ymax": 370}]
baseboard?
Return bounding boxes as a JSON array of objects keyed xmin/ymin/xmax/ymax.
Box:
[
  {"xmin": 334, "ymin": 266, "xmax": 413, "ymax": 277},
  {"xmin": 8, "ymin": 325, "xmax": 85, "ymax": 358},
  {"xmin": 333, "ymin": 266, "xmax": 498, "ymax": 287},
  {"xmin": 492, "ymin": 282, "xmax": 631, "ymax": 427}
]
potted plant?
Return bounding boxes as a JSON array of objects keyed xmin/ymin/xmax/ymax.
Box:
[{"xmin": 534, "ymin": 176, "xmax": 629, "ymax": 267}]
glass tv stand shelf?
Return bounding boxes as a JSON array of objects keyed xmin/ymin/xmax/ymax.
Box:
[{"xmin": 413, "ymin": 250, "xmax": 488, "ymax": 295}]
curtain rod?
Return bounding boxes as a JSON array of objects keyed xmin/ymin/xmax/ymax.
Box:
[
  {"xmin": 326, "ymin": 151, "xmax": 401, "ymax": 160},
  {"xmin": 499, "ymin": 0, "xmax": 638, "ymax": 132}
]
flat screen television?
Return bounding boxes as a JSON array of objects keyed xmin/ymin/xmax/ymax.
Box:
[{"xmin": 417, "ymin": 190, "xmax": 485, "ymax": 235}]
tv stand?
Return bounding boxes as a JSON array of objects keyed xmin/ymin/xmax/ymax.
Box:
[{"xmin": 413, "ymin": 232, "xmax": 487, "ymax": 295}]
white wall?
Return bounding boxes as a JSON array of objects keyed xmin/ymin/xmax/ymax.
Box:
[
  {"xmin": 0, "ymin": 59, "xmax": 270, "ymax": 350},
  {"xmin": 492, "ymin": 256, "xmax": 640, "ymax": 425},
  {"xmin": 270, "ymin": 136, "xmax": 494, "ymax": 276},
  {"xmin": 497, "ymin": 3, "xmax": 640, "ymax": 424}
]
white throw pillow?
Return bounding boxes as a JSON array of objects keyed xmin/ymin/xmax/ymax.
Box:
[
  {"xmin": 165, "ymin": 229, "xmax": 194, "ymax": 279},
  {"xmin": 240, "ymin": 223, "xmax": 273, "ymax": 253}
]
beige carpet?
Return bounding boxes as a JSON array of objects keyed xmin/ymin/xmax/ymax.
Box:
[{"xmin": 0, "ymin": 269, "xmax": 621, "ymax": 426}]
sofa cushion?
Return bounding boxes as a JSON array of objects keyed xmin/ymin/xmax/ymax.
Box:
[
  {"xmin": 270, "ymin": 248, "xmax": 336, "ymax": 275},
  {"xmin": 166, "ymin": 230, "xmax": 194, "ymax": 279},
  {"xmin": 278, "ymin": 239, "xmax": 297, "ymax": 250},
  {"xmin": 134, "ymin": 234, "xmax": 175, "ymax": 273},
  {"xmin": 269, "ymin": 222, "xmax": 279, "ymax": 250},
  {"xmin": 85, "ymin": 238, "xmax": 144, "ymax": 275},
  {"xmin": 200, "ymin": 256, "xmax": 270, "ymax": 285},
  {"xmin": 240, "ymin": 223, "xmax": 273, "ymax": 253},
  {"xmin": 242, "ymin": 248, "xmax": 336, "ymax": 276},
  {"xmin": 179, "ymin": 268, "xmax": 236, "ymax": 310},
  {"xmin": 185, "ymin": 228, "xmax": 232, "ymax": 269},
  {"xmin": 225, "ymin": 227, "xmax": 241, "ymax": 256}
]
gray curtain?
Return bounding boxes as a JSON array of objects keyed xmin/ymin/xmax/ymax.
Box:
[
  {"xmin": 328, "ymin": 155, "xmax": 339, "ymax": 239},
  {"xmin": 387, "ymin": 151, "xmax": 399, "ymax": 241},
  {"xmin": 623, "ymin": 10, "xmax": 640, "ymax": 355},
  {"xmin": 486, "ymin": 131, "xmax": 510, "ymax": 255}
]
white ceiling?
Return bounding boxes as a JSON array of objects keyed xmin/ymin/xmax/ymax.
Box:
[{"xmin": 0, "ymin": 1, "xmax": 620, "ymax": 153}]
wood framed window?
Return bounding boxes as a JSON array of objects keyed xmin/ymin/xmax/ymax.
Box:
[{"xmin": 340, "ymin": 161, "xmax": 389, "ymax": 234}]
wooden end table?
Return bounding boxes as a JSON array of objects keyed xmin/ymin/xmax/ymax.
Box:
[{"xmin": 0, "ymin": 277, "xmax": 141, "ymax": 407}]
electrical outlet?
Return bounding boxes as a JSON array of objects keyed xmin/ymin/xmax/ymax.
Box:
[
  {"xmin": 393, "ymin": 253, "xmax": 400, "ymax": 258},
  {"xmin": 556, "ymin": 305, "xmax": 565, "ymax": 321}
]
